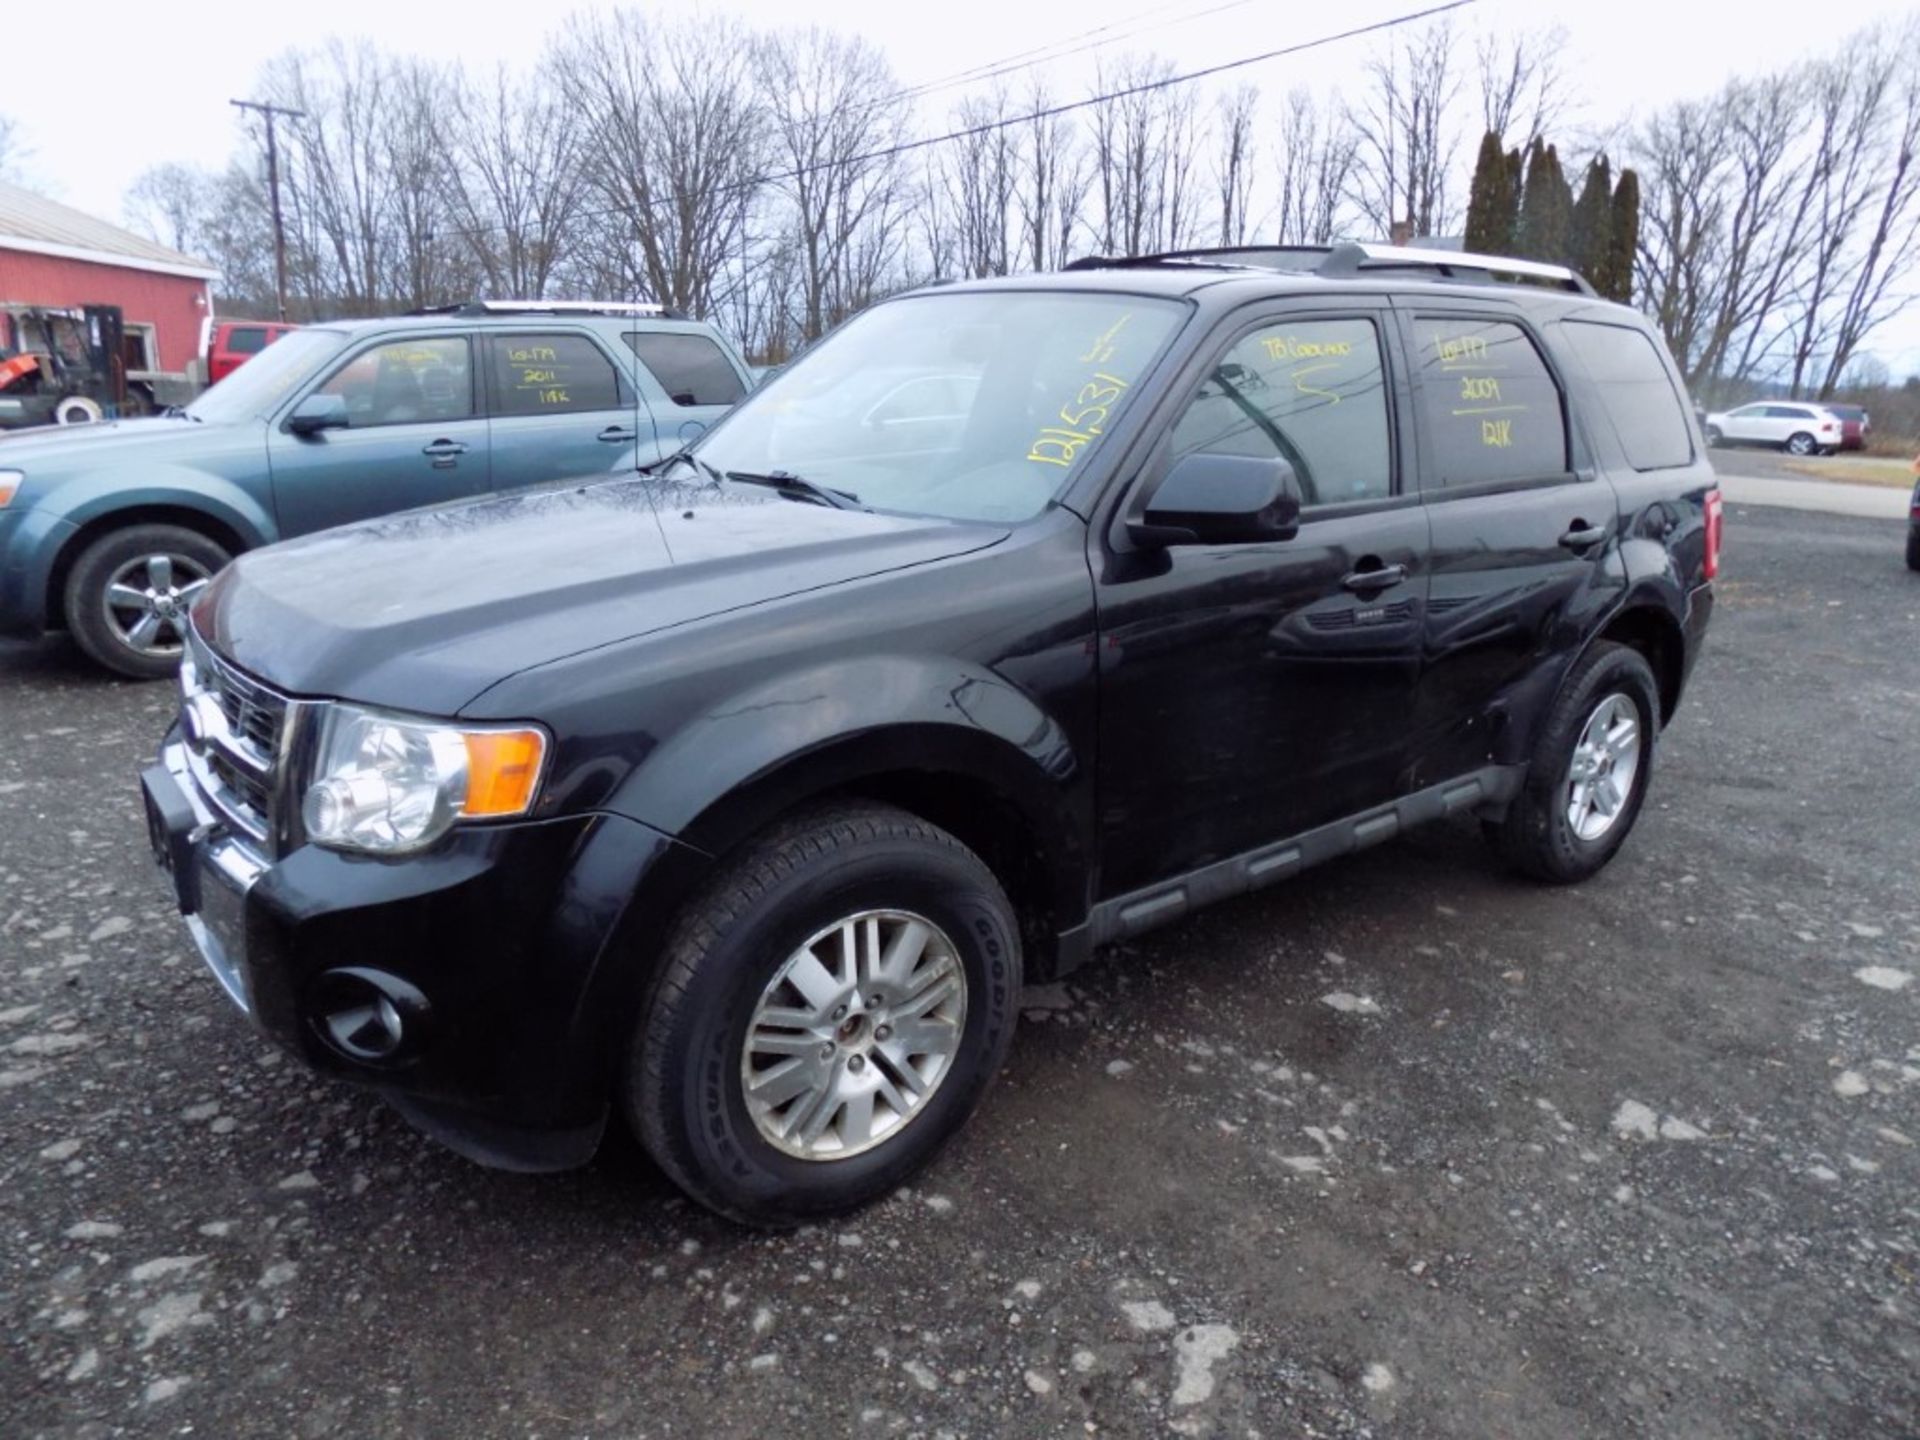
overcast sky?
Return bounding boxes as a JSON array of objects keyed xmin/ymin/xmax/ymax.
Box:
[{"xmin": 8, "ymin": 0, "xmax": 1919, "ymax": 371}]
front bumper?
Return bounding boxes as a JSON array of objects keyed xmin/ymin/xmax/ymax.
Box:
[
  {"xmin": 140, "ymin": 730, "xmax": 704, "ymax": 1170},
  {"xmin": 0, "ymin": 505, "xmax": 75, "ymax": 638}
]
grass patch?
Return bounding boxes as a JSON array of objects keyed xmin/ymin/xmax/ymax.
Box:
[{"xmin": 1781, "ymin": 454, "xmax": 1917, "ymax": 488}]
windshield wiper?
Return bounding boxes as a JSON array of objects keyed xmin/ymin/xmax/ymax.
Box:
[{"xmin": 724, "ymin": 469, "xmax": 865, "ymax": 511}]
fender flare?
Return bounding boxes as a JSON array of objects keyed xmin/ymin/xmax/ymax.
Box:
[
  {"xmin": 602, "ymin": 652, "xmax": 1092, "ymax": 927},
  {"xmin": 50, "ymin": 468, "xmax": 277, "ymax": 551}
]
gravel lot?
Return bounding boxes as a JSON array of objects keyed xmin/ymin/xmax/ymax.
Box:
[{"xmin": 3, "ymin": 503, "xmax": 1917, "ymax": 1439}]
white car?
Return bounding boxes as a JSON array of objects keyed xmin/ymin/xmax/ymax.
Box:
[{"xmin": 1703, "ymin": 401, "xmax": 1844, "ymax": 456}]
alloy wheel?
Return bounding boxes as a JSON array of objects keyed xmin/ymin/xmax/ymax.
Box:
[
  {"xmin": 740, "ymin": 909, "xmax": 968, "ymax": 1161},
  {"xmin": 1565, "ymin": 693, "xmax": 1641, "ymax": 842},
  {"xmin": 102, "ymin": 553, "xmax": 212, "ymax": 659}
]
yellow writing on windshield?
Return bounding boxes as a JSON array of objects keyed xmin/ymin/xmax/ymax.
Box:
[{"xmin": 1077, "ymin": 315, "xmax": 1133, "ymax": 365}]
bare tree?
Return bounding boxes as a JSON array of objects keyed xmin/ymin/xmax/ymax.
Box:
[
  {"xmin": 443, "ymin": 62, "xmax": 585, "ymax": 299},
  {"xmin": 1214, "ymin": 85, "xmax": 1258, "ymax": 246},
  {"xmin": 1633, "ymin": 98, "xmax": 1729, "ymax": 381},
  {"xmin": 0, "ymin": 115, "xmax": 30, "ymax": 184},
  {"xmin": 1274, "ymin": 89, "xmax": 1358, "ymax": 245},
  {"xmin": 758, "ymin": 27, "xmax": 911, "ymax": 340},
  {"xmin": 1015, "ymin": 81, "xmax": 1088, "ymax": 270},
  {"xmin": 557, "ymin": 10, "xmax": 766, "ymax": 316},
  {"xmin": 1475, "ymin": 26, "xmax": 1571, "ymax": 149},
  {"xmin": 124, "ymin": 165, "xmax": 212, "ymax": 255},
  {"xmin": 1348, "ymin": 18, "xmax": 1462, "ymax": 241},
  {"xmin": 938, "ymin": 90, "xmax": 1018, "ymax": 277},
  {"xmin": 1086, "ymin": 55, "xmax": 1202, "ymax": 256}
]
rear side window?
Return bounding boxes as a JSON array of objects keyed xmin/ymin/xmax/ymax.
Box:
[
  {"xmin": 226, "ymin": 327, "xmax": 268, "ymax": 355},
  {"xmin": 1412, "ymin": 317, "xmax": 1568, "ymax": 486},
  {"xmin": 623, "ymin": 331, "xmax": 747, "ymax": 407},
  {"xmin": 490, "ymin": 333, "xmax": 622, "ymax": 416},
  {"xmin": 1561, "ymin": 322, "xmax": 1693, "ymax": 471},
  {"xmin": 1168, "ymin": 316, "xmax": 1392, "ymax": 506}
]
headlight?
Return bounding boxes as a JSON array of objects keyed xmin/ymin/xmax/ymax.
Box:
[
  {"xmin": 300, "ymin": 702, "xmax": 548, "ymax": 855},
  {"xmin": 0, "ymin": 470, "xmax": 23, "ymax": 507}
]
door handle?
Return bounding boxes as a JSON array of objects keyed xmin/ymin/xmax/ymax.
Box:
[
  {"xmin": 421, "ymin": 439, "xmax": 466, "ymax": 469},
  {"xmin": 598, "ymin": 425, "xmax": 639, "ymax": 444},
  {"xmin": 1341, "ymin": 562, "xmax": 1407, "ymax": 592},
  {"xmin": 1559, "ymin": 522, "xmax": 1608, "ymax": 550}
]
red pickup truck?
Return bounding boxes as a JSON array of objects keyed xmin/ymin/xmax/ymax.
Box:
[{"xmin": 204, "ymin": 319, "xmax": 299, "ymax": 384}]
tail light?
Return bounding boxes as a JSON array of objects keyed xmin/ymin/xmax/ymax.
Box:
[{"xmin": 1704, "ymin": 488, "xmax": 1724, "ymax": 580}]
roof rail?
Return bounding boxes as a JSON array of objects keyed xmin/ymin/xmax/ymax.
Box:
[
  {"xmin": 1063, "ymin": 242, "xmax": 1596, "ymax": 295},
  {"xmin": 1317, "ymin": 242, "xmax": 1595, "ymax": 295},
  {"xmin": 406, "ymin": 299, "xmax": 685, "ymax": 320}
]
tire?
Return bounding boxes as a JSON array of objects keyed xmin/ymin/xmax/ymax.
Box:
[
  {"xmin": 1704, "ymin": 425, "xmax": 1723, "ymax": 448},
  {"xmin": 54, "ymin": 395, "xmax": 104, "ymax": 425},
  {"xmin": 63, "ymin": 524, "xmax": 229, "ymax": 680},
  {"xmin": 1906, "ymin": 528, "xmax": 1920, "ymax": 572},
  {"xmin": 1785, "ymin": 432, "xmax": 1816, "ymax": 456},
  {"xmin": 627, "ymin": 802, "xmax": 1022, "ymax": 1228},
  {"xmin": 1487, "ymin": 641, "xmax": 1661, "ymax": 884}
]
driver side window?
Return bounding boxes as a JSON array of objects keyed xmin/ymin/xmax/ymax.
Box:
[
  {"xmin": 313, "ymin": 336, "xmax": 474, "ymax": 429},
  {"xmin": 1168, "ymin": 316, "xmax": 1392, "ymax": 506}
]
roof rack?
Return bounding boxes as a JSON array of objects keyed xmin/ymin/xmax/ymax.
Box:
[
  {"xmin": 1065, "ymin": 242, "xmax": 1595, "ymax": 296},
  {"xmin": 406, "ymin": 299, "xmax": 686, "ymax": 320}
]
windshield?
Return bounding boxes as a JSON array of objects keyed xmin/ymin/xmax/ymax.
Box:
[
  {"xmin": 187, "ymin": 328, "xmax": 350, "ymax": 424},
  {"xmin": 693, "ymin": 291, "xmax": 1187, "ymax": 522}
]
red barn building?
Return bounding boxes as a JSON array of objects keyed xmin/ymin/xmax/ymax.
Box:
[{"xmin": 0, "ymin": 180, "xmax": 217, "ymax": 388}]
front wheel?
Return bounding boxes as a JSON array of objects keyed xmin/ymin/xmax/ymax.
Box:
[
  {"xmin": 54, "ymin": 395, "xmax": 104, "ymax": 425},
  {"xmin": 627, "ymin": 803, "xmax": 1022, "ymax": 1227},
  {"xmin": 1487, "ymin": 642, "xmax": 1660, "ymax": 884},
  {"xmin": 63, "ymin": 524, "xmax": 229, "ymax": 679},
  {"xmin": 1704, "ymin": 425, "xmax": 1723, "ymax": 448}
]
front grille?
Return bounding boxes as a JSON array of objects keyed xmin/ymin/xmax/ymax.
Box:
[{"xmin": 183, "ymin": 627, "xmax": 290, "ymax": 846}]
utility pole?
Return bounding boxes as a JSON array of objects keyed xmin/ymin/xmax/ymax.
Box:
[{"xmin": 230, "ymin": 98, "xmax": 305, "ymax": 323}]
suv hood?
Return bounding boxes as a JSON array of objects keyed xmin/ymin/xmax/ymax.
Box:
[
  {"xmin": 0, "ymin": 415, "xmax": 243, "ymax": 474},
  {"xmin": 195, "ymin": 476, "xmax": 1009, "ymax": 713}
]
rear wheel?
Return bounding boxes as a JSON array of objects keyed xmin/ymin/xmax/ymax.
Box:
[
  {"xmin": 63, "ymin": 524, "xmax": 228, "ymax": 679},
  {"xmin": 1704, "ymin": 425, "xmax": 1723, "ymax": 448},
  {"xmin": 1906, "ymin": 527, "xmax": 1920, "ymax": 572},
  {"xmin": 1785, "ymin": 431, "xmax": 1817, "ymax": 456},
  {"xmin": 1488, "ymin": 641, "xmax": 1660, "ymax": 884},
  {"xmin": 627, "ymin": 802, "xmax": 1022, "ymax": 1227}
]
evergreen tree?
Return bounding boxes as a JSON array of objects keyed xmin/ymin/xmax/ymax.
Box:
[
  {"xmin": 1571, "ymin": 155, "xmax": 1614, "ymax": 293},
  {"xmin": 1607, "ymin": 169, "xmax": 1641, "ymax": 304},
  {"xmin": 1463, "ymin": 130, "xmax": 1515, "ymax": 255},
  {"xmin": 1518, "ymin": 141, "xmax": 1573, "ymax": 265}
]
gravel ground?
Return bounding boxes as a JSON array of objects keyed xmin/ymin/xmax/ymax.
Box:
[{"xmin": 2, "ymin": 503, "xmax": 1917, "ymax": 1439}]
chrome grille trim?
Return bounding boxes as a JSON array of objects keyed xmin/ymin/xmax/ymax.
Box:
[{"xmin": 181, "ymin": 626, "xmax": 301, "ymax": 854}]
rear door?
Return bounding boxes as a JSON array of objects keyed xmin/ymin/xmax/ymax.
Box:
[
  {"xmin": 1397, "ymin": 300, "xmax": 1622, "ymax": 787},
  {"xmin": 483, "ymin": 329, "xmax": 655, "ymax": 493},
  {"xmin": 265, "ymin": 332, "xmax": 490, "ymax": 537},
  {"xmin": 1094, "ymin": 301, "xmax": 1429, "ymax": 897},
  {"xmin": 621, "ymin": 328, "xmax": 750, "ymax": 456}
]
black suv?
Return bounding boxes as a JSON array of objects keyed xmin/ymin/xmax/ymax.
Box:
[{"xmin": 139, "ymin": 245, "xmax": 1719, "ymax": 1226}]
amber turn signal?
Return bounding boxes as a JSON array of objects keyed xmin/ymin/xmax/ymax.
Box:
[{"xmin": 460, "ymin": 729, "xmax": 548, "ymax": 818}]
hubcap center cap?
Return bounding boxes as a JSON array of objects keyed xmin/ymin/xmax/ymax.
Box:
[{"xmin": 836, "ymin": 1013, "xmax": 871, "ymax": 1045}]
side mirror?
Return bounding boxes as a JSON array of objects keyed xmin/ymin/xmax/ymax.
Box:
[
  {"xmin": 286, "ymin": 393, "xmax": 348, "ymax": 436},
  {"xmin": 1128, "ymin": 453, "xmax": 1303, "ymax": 548}
]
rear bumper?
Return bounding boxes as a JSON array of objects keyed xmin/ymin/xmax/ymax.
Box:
[
  {"xmin": 141, "ymin": 729, "xmax": 709, "ymax": 1170},
  {"xmin": 1678, "ymin": 580, "xmax": 1713, "ymax": 706}
]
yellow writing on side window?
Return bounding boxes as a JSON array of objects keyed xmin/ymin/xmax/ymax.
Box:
[
  {"xmin": 1435, "ymin": 333, "xmax": 1490, "ymax": 365},
  {"xmin": 508, "ymin": 346, "xmax": 559, "ymax": 364},
  {"xmin": 1460, "ymin": 375, "xmax": 1502, "ymax": 402},
  {"xmin": 1262, "ymin": 335, "xmax": 1353, "ymax": 362},
  {"xmin": 1482, "ymin": 419, "xmax": 1513, "ymax": 448}
]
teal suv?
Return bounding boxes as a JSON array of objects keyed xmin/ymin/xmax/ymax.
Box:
[{"xmin": 0, "ymin": 302, "xmax": 752, "ymax": 677}]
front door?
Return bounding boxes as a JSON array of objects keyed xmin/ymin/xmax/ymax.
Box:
[
  {"xmin": 266, "ymin": 333, "xmax": 489, "ymax": 538},
  {"xmin": 483, "ymin": 330, "xmax": 658, "ymax": 493},
  {"xmin": 1398, "ymin": 303, "xmax": 1623, "ymax": 785},
  {"xmin": 1095, "ymin": 306, "xmax": 1429, "ymax": 899}
]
